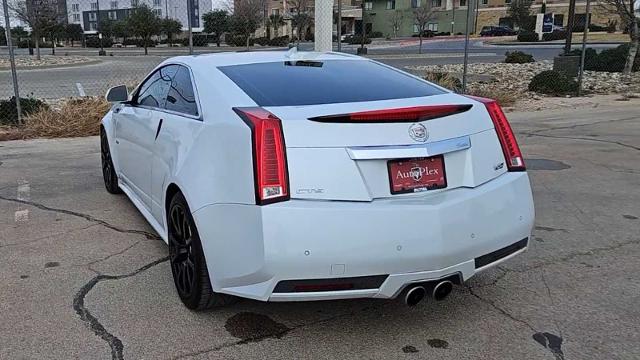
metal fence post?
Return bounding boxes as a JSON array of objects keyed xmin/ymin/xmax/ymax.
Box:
[
  {"xmin": 461, "ymin": 0, "xmax": 473, "ymax": 93},
  {"xmin": 577, "ymin": 0, "xmax": 591, "ymax": 96},
  {"xmin": 187, "ymin": 0, "xmax": 193, "ymax": 55},
  {"xmin": 337, "ymin": 0, "xmax": 342, "ymax": 52},
  {"xmin": 2, "ymin": 0, "xmax": 22, "ymax": 125}
]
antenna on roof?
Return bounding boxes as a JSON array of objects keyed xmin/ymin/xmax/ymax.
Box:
[{"xmin": 284, "ymin": 46, "xmax": 298, "ymax": 59}]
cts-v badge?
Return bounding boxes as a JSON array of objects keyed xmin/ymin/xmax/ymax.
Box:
[{"xmin": 408, "ymin": 123, "xmax": 428, "ymax": 143}]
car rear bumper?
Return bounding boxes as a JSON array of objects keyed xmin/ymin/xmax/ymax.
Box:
[{"xmin": 192, "ymin": 172, "xmax": 534, "ymax": 302}]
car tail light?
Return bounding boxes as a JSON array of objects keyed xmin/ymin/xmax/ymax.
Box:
[
  {"xmin": 234, "ymin": 107, "xmax": 289, "ymax": 205},
  {"xmin": 466, "ymin": 95, "xmax": 526, "ymax": 172},
  {"xmin": 309, "ymin": 104, "xmax": 472, "ymax": 123}
]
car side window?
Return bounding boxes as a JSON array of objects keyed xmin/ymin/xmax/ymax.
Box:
[
  {"xmin": 136, "ymin": 65, "xmax": 178, "ymax": 109},
  {"xmin": 165, "ymin": 66, "xmax": 198, "ymax": 117}
]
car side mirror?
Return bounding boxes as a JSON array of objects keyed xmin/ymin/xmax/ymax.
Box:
[{"xmin": 106, "ymin": 85, "xmax": 128, "ymax": 102}]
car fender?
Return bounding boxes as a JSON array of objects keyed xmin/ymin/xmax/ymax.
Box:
[{"xmin": 100, "ymin": 108, "xmax": 121, "ymax": 175}]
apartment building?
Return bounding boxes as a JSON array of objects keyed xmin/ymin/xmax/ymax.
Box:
[
  {"xmin": 363, "ymin": 0, "xmax": 619, "ymax": 37},
  {"xmin": 259, "ymin": 0, "xmax": 363, "ymax": 38},
  {"xmin": 65, "ymin": 0, "xmax": 212, "ymax": 33}
]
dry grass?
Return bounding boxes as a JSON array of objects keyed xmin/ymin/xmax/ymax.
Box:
[
  {"xmin": 424, "ymin": 72, "xmax": 462, "ymax": 92},
  {"xmin": 21, "ymin": 97, "xmax": 111, "ymax": 138},
  {"xmin": 466, "ymin": 87, "xmax": 518, "ymax": 107}
]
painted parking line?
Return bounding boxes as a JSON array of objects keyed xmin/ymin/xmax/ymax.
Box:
[
  {"xmin": 76, "ymin": 83, "xmax": 86, "ymax": 97},
  {"xmin": 15, "ymin": 180, "xmax": 30, "ymax": 223}
]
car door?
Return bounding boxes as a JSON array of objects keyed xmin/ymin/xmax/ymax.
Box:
[
  {"xmin": 150, "ymin": 65, "xmax": 203, "ymax": 225},
  {"xmin": 113, "ymin": 65, "xmax": 177, "ymax": 210}
]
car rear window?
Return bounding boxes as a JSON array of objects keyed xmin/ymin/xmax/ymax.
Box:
[{"xmin": 218, "ymin": 59, "xmax": 444, "ymax": 107}]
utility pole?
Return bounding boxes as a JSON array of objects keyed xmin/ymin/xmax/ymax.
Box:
[
  {"xmin": 577, "ymin": 0, "xmax": 591, "ymax": 95},
  {"xmin": 462, "ymin": 0, "xmax": 473, "ymax": 92},
  {"xmin": 97, "ymin": 0, "xmax": 105, "ymax": 55},
  {"xmin": 451, "ymin": 0, "xmax": 455, "ymax": 34},
  {"xmin": 314, "ymin": 0, "xmax": 332, "ymax": 51}
]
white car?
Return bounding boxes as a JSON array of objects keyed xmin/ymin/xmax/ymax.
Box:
[{"xmin": 101, "ymin": 51, "xmax": 534, "ymax": 310}]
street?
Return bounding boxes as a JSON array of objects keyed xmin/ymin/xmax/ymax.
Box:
[
  {"xmin": 1, "ymin": 101, "xmax": 639, "ymax": 359},
  {"xmin": 0, "ymin": 38, "xmax": 619, "ymax": 99}
]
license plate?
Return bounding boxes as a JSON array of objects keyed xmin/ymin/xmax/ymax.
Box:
[{"xmin": 387, "ymin": 156, "xmax": 447, "ymax": 194}]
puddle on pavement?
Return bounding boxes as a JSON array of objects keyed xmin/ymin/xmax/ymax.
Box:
[
  {"xmin": 402, "ymin": 345, "xmax": 419, "ymax": 353},
  {"xmin": 225, "ymin": 312, "xmax": 290, "ymax": 343},
  {"xmin": 533, "ymin": 332, "xmax": 564, "ymax": 360},
  {"xmin": 526, "ymin": 159, "xmax": 571, "ymax": 171},
  {"xmin": 427, "ymin": 338, "xmax": 449, "ymax": 349},
  {"xmin": 44, "ymin": 261, "xmax": 60, "ymax": 268}
]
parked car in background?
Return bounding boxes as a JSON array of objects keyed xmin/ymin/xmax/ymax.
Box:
[
  {"xmin": 480, "ymin": 26, "xmax": 517, "ymax": 36},
  {"xmin": 101, "ymin": 51, "xmax": 534, "ymax": 310}
]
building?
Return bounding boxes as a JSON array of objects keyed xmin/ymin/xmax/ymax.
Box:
[
  {"xmin": 65, "ymin": 0, "xmax": 212, "ymax": 34},
  {"xmin": 363, "ymin": 0, "xmax": 621, "ymax": 37},
  {"xmin": 257, "ymin": 0, "xmax": 363, "ymax": 39}
]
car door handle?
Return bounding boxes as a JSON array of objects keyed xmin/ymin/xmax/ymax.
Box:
[{"xmin": 155, "ymin": 118, "xmax": 163, "ymax": 140}]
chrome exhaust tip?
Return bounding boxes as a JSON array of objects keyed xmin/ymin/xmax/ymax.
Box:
[
  {"xmin": 405, "ymin": 286, "xmax": 427, "ymax": 306},
  {"xmin": 431, "ymin": 280, "xmax": 453, "ymax": 301}
]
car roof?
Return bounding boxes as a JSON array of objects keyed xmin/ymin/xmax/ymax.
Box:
[{"xmin": 160, "ymin": 51, "xmax": 364, "ymax": 69}]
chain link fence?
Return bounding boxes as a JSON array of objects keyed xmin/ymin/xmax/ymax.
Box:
[{"xmin": 1, "ymin": 0, "xmax": 638, "ymax": 135}]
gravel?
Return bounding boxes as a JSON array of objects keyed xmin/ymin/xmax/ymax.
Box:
[
  {"xmin": 0, "ymin": 55, "xmax": 95, "ymax": 68},
  {"xmin": 407, "ymin": 61, "xmax": 640, "ymax": 96}
]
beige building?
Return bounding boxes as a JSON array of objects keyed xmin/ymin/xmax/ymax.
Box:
[
  {"xmin": 259, "ymin": 0, "xmax": 363, "ymax": 39},
  {"xmin": 474, "ymin": 0, "xmax": 619, "ymax": 33}
]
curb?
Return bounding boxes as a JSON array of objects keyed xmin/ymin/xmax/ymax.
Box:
[{"xmin": 488, "ymin": 41, "xmax": 626, "ymax": 46}]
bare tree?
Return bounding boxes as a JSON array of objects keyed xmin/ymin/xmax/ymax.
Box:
[
  {"xmin": 389, "ymin": 10, "xmax": 404, "ymax": 38},
  {"xmin": 288, "ymin": 0, "xmax": 312, "ymax": 41},
  {"xmin": 227, "ymin": 0, "xmax": 264, "ymax": 48},
  {"xmin": 10, "ymin": 0, "xmax": 61, "ymax": 60},
  {"xmin": 413, "ymin": 1, "xmax": 435, "ymax": 54},
  {"xmin": 601, "ymin": 0, "xmax": 638, "ymax": 74}
]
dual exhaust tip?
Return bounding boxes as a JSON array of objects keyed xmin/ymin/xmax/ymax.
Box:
[{"xmin": 404, "ymin": 280, "xmax": 453, "ymax": 306}]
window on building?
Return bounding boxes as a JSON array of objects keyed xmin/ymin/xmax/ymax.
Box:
[
  {"xmin": 72, "ymin": 13, "xmax": 80, "ymax": 21},
  {"xmin": 89, "ymin": 12, "xmax": 97, "ymax": 20},
  {"xmin": 108, "ymin": 11, "xmax": 117, "ymax": 19},
  {"xmin": 153, "ymin": 8, "xmax": 162, "ymax": 16},
  {"xmin": 110, "ymin": 1, "xmax": 118, "ymax": 9},
  {"xmin": 482, "ymin": 0, "xmax": 488, "ymax": 4},
  {"xmin": 364, "ymin": 1, "xmax": 373, "ymax": 10},
  {"xmin": 413, "ymin": 24, "xmax": 419, "ymax": 33},
  {"xmin": 504, "ymin": 0, "xmax": 511, "ymax": 3},
  {"xmin": 271, "ymin": 8, "xmax": 279, "ymax": 16},
  {"xmin": 431, "ymin": 0, "xmax": 442, "ymax": 7},
  {"xmin": 90, "ymin": 2, "xmax": 97, "ymax": 10},
  {"xmin": 90, "ymin": 22, "xmax": 97, "ymax": 30},
  {"xmin": 153, "ymin": 0, "xmax": 161, "ymax": 7},
  {"xmin": 130, "ymin": 0, "xmax": 138, "ymax": 6},
  {"xmin": 386, "ymin": 0, "xmax": 395, "ymax": 9},
  {"xmin": 460, "ymin": 0, "xmax": 466, "ymax": 6},
  {"xmin": 71, "ymin": 3, "xmax": 79, "ymax": 11},
  {"xmin": 428, "ymin": 23, "xmax": 438, "ymax": 31},
  {"xmin": 411, "ymin": 0, "xmax": 421, "ymax": 8}
]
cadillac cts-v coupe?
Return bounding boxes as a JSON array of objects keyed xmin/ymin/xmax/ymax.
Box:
[{"xmin": 101, "ymin": 51, "xmax": 534, "ymax": 310}]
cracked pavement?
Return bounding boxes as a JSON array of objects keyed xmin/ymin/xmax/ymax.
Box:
[{"xmin": 1, "ymin": 99, "xmax": 639, "ymax": 359}]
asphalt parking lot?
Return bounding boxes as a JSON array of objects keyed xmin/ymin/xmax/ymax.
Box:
[{"xmin": 1, "ymin": 101, "xmax": 639, "ymax": 359}]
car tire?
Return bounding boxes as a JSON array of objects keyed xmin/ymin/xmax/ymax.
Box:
[
  {"xmin": 168, "ymin": 192, "xmax": 236, "ymax": 310},
  {"xmin": 100, "ymin": 127, "xmax": 122, "ymax": 194}
]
